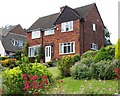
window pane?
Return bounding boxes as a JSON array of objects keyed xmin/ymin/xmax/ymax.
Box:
[
  {"xmin": 71, "ymin": 43, "xmax": 73, "ymax": 52},
  {"xmin": 32, "ymin": 31, "xmax": 40, "ymax": 39},
  {"xmin": 64, "ymin": 46, "xmax": 67, "ymax": 53}
]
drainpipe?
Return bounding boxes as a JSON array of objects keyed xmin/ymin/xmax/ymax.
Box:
[
  {"xmin": 40, "ymin": 28, "xmax": 44, "ymax": 47},
  {"xmin": 80, "ymin": 18, "xmax": 85, "ymax": 55}
]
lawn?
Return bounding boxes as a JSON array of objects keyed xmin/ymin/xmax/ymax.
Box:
[{"xmin": 48, "ymin": 67, "xmax": 119, "ymax": 94}]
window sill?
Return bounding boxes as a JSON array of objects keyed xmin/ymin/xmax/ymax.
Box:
[
  {"xmin": 61, "ymin": 30, "xmax": 73, "ymax": 33},
  {"xmin": 59, "ymin": 52, "xmax": 75, "ymax": 55},
  {"xmin": 44, "ymin": 34, "xmax": 54, "ymax": 36},
  {"xmin": 91, "ymin": 48, "xmax": 98, "ymax": 50}
]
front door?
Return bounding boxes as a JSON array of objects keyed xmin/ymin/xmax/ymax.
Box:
[{"xmin": 45, "ymin": 46, "xmax": 51, "ymax": 62}]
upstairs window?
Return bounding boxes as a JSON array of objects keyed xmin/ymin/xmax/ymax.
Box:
[
  {"xmin": 92, "ymin": 24, "xmax": 96, "ymax": 31},
  {"xmin": 91, "ymin": 43, "xmax": 98, "ymax": 50},
  {"xmin": 32, "ymin": 30, "xmax": 40, "ymax": 39},
  {"xmin": 61, "ymin": 21, "xmax": 73, "ymax": 32},
  {"xmin": 11, "ymin": 39, "xmax": 23, "ymax": 47},
  {"xmin": 59, "ymin": 42, "xmax": 75, "ymax": 54},
  {"xmin": 44, "ymin": 28, "xmax": 54, "ymax": 36}
]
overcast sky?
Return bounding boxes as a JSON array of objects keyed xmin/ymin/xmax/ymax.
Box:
[{"xmin": 0, "ymin": 0, "xmax": 119, "ymax": 44}]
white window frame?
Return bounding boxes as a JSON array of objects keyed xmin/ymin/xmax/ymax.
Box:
[
  {"xmin": 61, "ymin": 21, "xmax": 73, "ymax": 32},
  {"xmin": 59, "ymin": 42, "xmax": 75, "ymax": 54},
  {"xmin": 93, "ymin": 23, "xmax": 96, "ymax": 31},
  {"xmin": 44, "ymin": 28, "xmax": 54, "ymax": 36},
  {"xmin": 91, "ymin": 43, "xmax": 98, "ymax": 50},
  {"xmin": 11, "ymin": 39, "xmax": 23, "ymax": 47},
  {"xmin": 32, "ymin": 30, "xmax": 40, "ymax": 39},
  {"xmin": 28, "ymin": 45, "xmax": 40, "ymax": 57}
]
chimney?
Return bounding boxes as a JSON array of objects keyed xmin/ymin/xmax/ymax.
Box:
[{"xmin": 60, "ymin": 6, "xmax": 65, "ymax": 13}]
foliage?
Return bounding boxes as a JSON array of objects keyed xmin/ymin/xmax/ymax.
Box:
[
  {"xmin": 73, "ymin": 59, "xmax": 117, "ymax": 80},
  {"xmin": 81, "ymin": 58, "xmax": 93, "ymax": 67},
  {"xmin": 73, "ymin": 54, "xmax": 81, "ymax": 63},
  {"xmin": 2, "ymin": 67, "xmax": 23, "ymax": 94},
  {"xmin": 37, "ymin": 46, "xmax": 45, "ymax": 63},
  {"xmin": 14, "ymin": 51, "xmax": 22, "ymax": 60},
  {"xmin": 57, "ymin": 55, "xmax": 74, "ymax": 77},
  {"xmin": 1, "ymin": 58, "xmax": 16, "ymax": 67},
  {"xmin": 1, "ymin": 55, "xmax": 53, "ymax": 94},
  {"xmin": 47, "ymin": 60, "xmax": 54, "ymax": 67},
  {"xmin": 0, "ymin": 56, "xmax": 9, "ymax": 60},
  {"xmin": 94, "ymin": 45, "xmax": 115, "ymax": 63},
  {"xmin": 115, "ymin": 38, "xmax": 120, "ymax": 59},
  {"xmin": 72, "ymin": 62, "xmax": 92, "ymax": 80},
  {"xmin": 92, "ymin": 60, "xmax": 116, "ymax": 80},
  {"xmin": 22, "ymin": 42, "xmax": 29, "ymax": 57},
  {"xmin": 81, "ymin": 50, "xmax": 98, "ymax": 59}
]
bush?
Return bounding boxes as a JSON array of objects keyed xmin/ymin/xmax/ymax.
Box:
[
  {"xmin": 93, "ymin": 60, "xmax": 116, "ymax": 80},
  {"xmin": 81, "ymin": 58, "xmax": 93, "ymax": 67},
  {"xmin": 48, "ymin": 60, "xmax": 54, "ymax": 67},
  {"xmin": 1, "ymin": 55, "xmax": 53, "ymax": 94},
  {"xmin": 94, "ymin": 45, "xmax": 115, "ymax": 63},
  {"xmin": 72, "ymin": 62, "xmax": 92, "ymax": 80},
  {"xmin": 81, "ymin": 50, "xmax": 98, "ymax": 59},
  {"xmin": 1, "ymin": 58, "xmax": 16, "ymax": 67},
  {"xmin": 115, "ymin": 38, "xmax": 120, "ymax": 59},
  {"xmin": 73, "ymin": 54, "xmax": 81, "ymax": 63},
  {"xmin": 57, "ymin": 55, "xmax": 74, "ymax": 77},
  {"xmin": 14, "ymin": 51, "xmax": 22, "ymax": 60}
]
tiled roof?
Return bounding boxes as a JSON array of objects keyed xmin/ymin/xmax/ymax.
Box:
[{"xmin": 28, "ymin": 3, "xmax": 95, "ymax": 31}]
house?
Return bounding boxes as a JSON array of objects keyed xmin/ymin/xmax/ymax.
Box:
[
  {"xmin": 0, "ymin": 24, "xmax": 26, "ymax": 56},
  {"xmin": 27, "ymin": 3, "xmax": 105, "ymax": 62}
]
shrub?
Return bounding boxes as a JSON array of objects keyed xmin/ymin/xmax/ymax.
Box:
[
  {"xmin": 48, "ymin": 60, "xmax": 54, "ymax": 67},
  {"xmin": 81, "ymin": 50, "xmax": 98, "ymax": 59},
  {"xmin": 81, "ymin": 58, "xmax": 93, "ymax": 67},
  {"xmin": 94, "ymin": 45, "xmax": 115, "ymax": 63},
  {"xmin": 93, "ymin": 60, "xmax": 116, "ymax": 80},
  {"xmin": 1, "ymin": 58, "xmax": 16, "ymax": 67},
  {"xmin": 57, "ymin": 55, "xmax": 74, "ymax": 77},
  {"xmin": 115, "ymin": 38, "xmax": 120, "ymax": 59},
  {"xmin": 1, "ymin": 56, "xmax": 53, "ymax": 94},
  {"xmin": 14, "ymin": 51, "xmax": 22, "ymax": 60},
  {"xmin": 73, "ymin": 54, "xmax": 81, "ymax": 63},
  {"xmin": 72, "ymin": 62, "xmax": 92, "ymax": 80}
]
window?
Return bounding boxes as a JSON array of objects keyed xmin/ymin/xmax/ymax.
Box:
[
  {"xmin": 28, "ymin": 45, "xmax": 40, "ymax": 57},
  {"xmin": 11, "ymin": 39, "xmax": 23, "ymax": 47},
  {"xmin": 91, "ymin": 43, "xmax": 98, "ymax": 50},
  {"xmin": 59, "ymin": 42, "xmax": 75, "ymax": 54},
  {"xmin": 61, "ymin": 21, "xmax": 73, "ymax": 32},
  {"xmin": 92, "ymin": 24, "xmax": 96, "ymax": 31},
  {"xmin": 32, "ymin": 31, "xmax": 40, "ymax": 39},
  {"xmin": 44, "ymin": 28, "xmax": 54, "ymax": 36}
]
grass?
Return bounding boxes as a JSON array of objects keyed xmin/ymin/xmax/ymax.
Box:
[{"xmin": 48, "ymin": 67, "xmax": 119, "ymax": 94}]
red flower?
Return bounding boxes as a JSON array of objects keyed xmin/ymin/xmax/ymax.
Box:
[
  {"xmin": 30, "ymin": 75, "xmax": 38, "ymax": 81},
  {"xmin": 23, "ymin": 85, "xmax": 30, "ymax": 90},
  {"xmin": 32, "ymin": 81, "xmax": 37, "ymax": 86},
  {"xmin": 42, "ymin": 75, "xmax": 47, "ymax": 79},
  {"xmin": 42, "ymin": 80, "xmax": 48, "ymax": 84},
  {"xmin": 60, "ymin": 80, "xmax": 63, "ymax": 83},
  {"xmin": 23, "ymin": 81, "xmax": 29, "ymax": 86},
  {"xmin": 39, "ymin": 84, "xmax": 43, "ymax": 89},
  {"xmin": 33, "ymin": 92, "xmax": 37, "ymax": 95},
  {"xmin": 22, "ymin": 74, "xmax": 28, "ymax": 80}
]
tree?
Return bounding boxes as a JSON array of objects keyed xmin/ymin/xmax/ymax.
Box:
[
  {"xmin": 115, "ymin": 38, "xmax": 120, "ymax": 59},
  {"xmin": 104, "ymin": 27, "xmax": 112, "ymax": 45},
  {"xmin": 22, "ymin": 42, "xmax": 29, "ymax": 56}
]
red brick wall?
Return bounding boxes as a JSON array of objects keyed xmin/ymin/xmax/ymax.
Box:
[
  {"xmin": 82, "ymin": 5, "xmax": 104, "ymax": 53},
  {"xmin": 27, "ymin": 20, "xmax": 81, "ymax": 60}
]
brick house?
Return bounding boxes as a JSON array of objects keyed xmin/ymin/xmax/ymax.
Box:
[{"xmin": 27, "ymin": 3, "xmax": 105, "ymax": 62}]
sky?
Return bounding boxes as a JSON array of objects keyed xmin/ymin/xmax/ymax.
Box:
[{"xmin": 0, "ymin": 0, "xmax": 119, "ymax": 44}]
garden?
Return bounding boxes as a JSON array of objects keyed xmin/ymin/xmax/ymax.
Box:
[{"xmin": 0, "ymin": 39, "xmax": 120, "ymax": 95}]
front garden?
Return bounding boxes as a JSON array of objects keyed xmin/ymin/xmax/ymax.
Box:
[{"xmin": 0, "ymin": 43, "xmax": 120, "ymax": 95}]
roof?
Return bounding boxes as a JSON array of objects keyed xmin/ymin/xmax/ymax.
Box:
[
  {"xmin": 28, "ymin": 3, "xmax": 95, "ymax": 31},
  {"xmin": 0, "ymin": 24, "xmax": 26, "ymax": 36},
  {"xmin": 2, "ymin": 33, "xmax": 26, "ymax": 52}
]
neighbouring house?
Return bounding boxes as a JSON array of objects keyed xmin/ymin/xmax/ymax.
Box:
[
  {"xmin": 0, "ymin": 24, "xmax": 26, "ymax": 56},
  {"xmin": 27, "ymin": 3, "xmax": 105, "ymax": 62}
]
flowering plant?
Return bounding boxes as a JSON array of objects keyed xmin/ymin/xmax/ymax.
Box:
[
  {"xmin": 22, "ymin": 74, "xmax": 51, "ymax": 95},
  {"xmin": 114, "ymin": 68, "xmax": 120, "ymax": 79}
]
